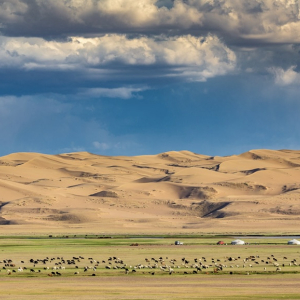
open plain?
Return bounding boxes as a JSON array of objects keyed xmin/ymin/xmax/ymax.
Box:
[{"xmin": 0, "ymin": 237, "xmax": 300, "ymax": 299}]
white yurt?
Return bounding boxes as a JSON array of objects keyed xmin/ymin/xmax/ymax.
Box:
[
  {"xmin": 287, "ymin": 239, "xmax": 300, "ymax": 245},
  {"xmin": 231, "ymin": 239, "xmax": 245, "ymax": 245},
  {"xmin": 175, "ymin": 241, "xmax": 183, "ymax": 245}
]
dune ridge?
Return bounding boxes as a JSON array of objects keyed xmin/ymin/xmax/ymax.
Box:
[{"xmin": 1, "ymin": 149, "xmax": 300, "ymax": 234}]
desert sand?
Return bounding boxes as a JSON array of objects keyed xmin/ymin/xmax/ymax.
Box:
[{"xmin": 0, "ymin": 149, "xmax": 300, "ymax": 235}]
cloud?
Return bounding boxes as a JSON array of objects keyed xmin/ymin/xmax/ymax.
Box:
[
  {"xmin": 93, "ymin": 141, "xmax": 110, "ymax": 150},
  {"xmin": 0, "ymin": 34, "xmax": 236, "ymax": 81},
  {"xmin": 1, "ymin": 1, "xmax": 300, "ymax": 88},
  {"xmin": 190, "ymin": 0, "xmax": 300, "ymax": 45},
  {"xmin": 0, "ymin": 0, "xmax": 299, "ymax": 46},
  {"xmin": 270, "ymin": 65, "xmax": 300, "ymax": 86},
  {"xmin": 79, "ymin": 87, "xmax": 147, "ymax": 99},
  {"xmin": 0, "ymin": 0, "xmax": 202, "ymax": 37},
  {"xmin": 1, "ymin": 0, "xmax": 300, "ymax": 86}
]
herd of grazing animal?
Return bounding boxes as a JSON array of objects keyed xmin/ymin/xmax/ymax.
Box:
[{"xmin": 0, "ymin": 252, "xmax": 299, "ymax": 277}]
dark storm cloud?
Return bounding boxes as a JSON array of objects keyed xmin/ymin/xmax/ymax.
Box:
[
  {"xmin": 0, "ymin": 0, "xmax": 299, "ymax": 46},
  {"xmin": 0, "ymin": 0, "xmax": 299, "ymax": 86}
]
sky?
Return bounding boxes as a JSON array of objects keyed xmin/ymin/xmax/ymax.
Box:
[{"xmin": 0, "ymin": 0, "xmax": 300, "ymax": 157}]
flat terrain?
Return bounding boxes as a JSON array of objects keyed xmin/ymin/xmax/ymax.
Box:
[
  {"xmin": 1, "ymin": 237, "xmax": 300, "ymax": 299},
  {"xmin": 2, "ymin": 276, "xmax": 300, "ymax": 299},
  {"xmin": 1, "ymin": 149, "xmax": 300, "ymax": 235}
]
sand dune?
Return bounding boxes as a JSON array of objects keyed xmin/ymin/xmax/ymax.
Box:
[{"xmin": 1, "ymin": 149, "xmax": 300, "ymax": 235}]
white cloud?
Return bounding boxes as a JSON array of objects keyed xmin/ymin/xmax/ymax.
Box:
[
  {"xmin": 270, "ymin": 66, "xmax": 300, "ymax": 86},
  {"xmin": 0, "ymin": 34, "xmax": 236, "ymax": 81},
  {"xmin": 79, "ymin": 87, "xmax": 147, "ymax": 99},
  {"xmin": 96, "ymin": 0, "xmax": 202, "ymax": 28},
  {"xmin": 60, "ymin": 146, "xmax": 87, "ymax": 153},
  {"xmin": 93, "ymin": 141, "xmax": 110, "ymax": 150}
]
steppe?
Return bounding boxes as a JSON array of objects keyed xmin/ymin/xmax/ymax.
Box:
[
  {"xmin": 0, "ymin": 148, "xmax": 300, "ymax": 235},
  {"xmin": 1, "ymin": 237, "xmax": 300, "ymax": 299}
]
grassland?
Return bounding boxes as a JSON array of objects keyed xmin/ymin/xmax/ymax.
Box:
[{"xmin": 1, "ymin": 236, "xmax": 300, "ymax": 299}]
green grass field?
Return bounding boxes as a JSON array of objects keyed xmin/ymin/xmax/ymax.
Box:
[{"xmin": 1, "ymin": 236, "xmax": 300, "ymax": 299}]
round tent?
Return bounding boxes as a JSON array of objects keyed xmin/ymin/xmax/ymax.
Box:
[
  {"xmin": 231, "ymin": 239, "xmax": 245, "ymax": 245},
  {"xmin": 288, "ymin": 239, "xmax": 300, "ymax": 245},
  {"xmin": 175, "ymin": 241, "xmax": 183, "ymax": 245}
]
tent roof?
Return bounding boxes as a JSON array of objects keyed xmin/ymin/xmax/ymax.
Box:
[
  {"xmin": 231, "ymin": 239, "xmax": 245, "ymax": 244},
  {"xmin": 288, "ymin": 239, "xmax": 300, "ymax": 244}
]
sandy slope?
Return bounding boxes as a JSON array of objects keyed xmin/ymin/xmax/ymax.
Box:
[{"xmin": 1, "ymin": 149, "xmax": 300, "ymax": 235}]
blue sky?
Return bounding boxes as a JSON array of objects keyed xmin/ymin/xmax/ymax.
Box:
[{"xmin": 0, "ymin": 0, "xmax": 300, "ymax": 156}]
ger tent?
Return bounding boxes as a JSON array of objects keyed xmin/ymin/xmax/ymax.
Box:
[
  {"xmin": 231, "ymin": 239, "xmax": 245, "ymax": 245},
  {"xmin": 288, "ymin": 239, "xmax": 300, "ymax": 245},
  {"xmin": 175, "ymin": 241, "xmax": 183, "ymax": 245}
]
